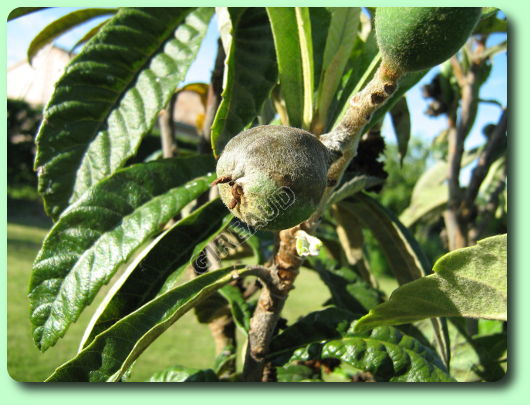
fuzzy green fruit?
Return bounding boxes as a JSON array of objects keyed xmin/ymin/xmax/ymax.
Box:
[
  {"xmin": 375, "ymin": 7, "xmax": 482, "ymax": 72},
  {"xmin": 214, "ymin": 125, "xmax": 330, "ymax": 231}
]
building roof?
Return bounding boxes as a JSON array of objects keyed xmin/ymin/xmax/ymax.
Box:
[{"xmin": 7, "ymin": 44, "xmax": 72, "ymax": 107}]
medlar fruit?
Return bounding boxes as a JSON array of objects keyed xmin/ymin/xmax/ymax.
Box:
[
  {"xmin": 214, "ymin": 125, "xmax": 330, "ymax": 231},
  {"xmin": 375, "ymin": 7, "xmax": 482, "ymax": 72}
]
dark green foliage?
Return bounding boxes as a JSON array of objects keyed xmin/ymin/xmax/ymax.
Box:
[
  {"xmin": 34, "ymin": 7, "xmax": 213, "ymax": 219},
  {"xmin": 45, "ymin": 266, "xmax": 253, "ymax": 382},
  {"xmin": 307, "ymin": 258, "xmax": 384, "ymax": 314},
  {"xmin": 270, "ymin": 309, "xmax": 452, "ymax": 382},
  {"xmin": 211, "ymin": 7, "xmax": 278, "ymax": 156},
  {"xmin": 29, "ymin": 156, "xmax": 216, "ymax": 351},
  {"xmin": 80, "ymin": 199, "xmax": 232, "ymax": 348}
]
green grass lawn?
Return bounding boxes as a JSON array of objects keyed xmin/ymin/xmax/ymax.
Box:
[{"xmin": 6, "ymin": 207, "xmax": 334, "ymax": 382}]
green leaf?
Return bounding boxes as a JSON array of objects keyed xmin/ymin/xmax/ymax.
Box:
[
  {"xmin": 327, "ymin": 174, "xmax": 384, "ymax": 206},
  {"xmin": 27, "ymin": 8, "xmax": 117, "ymax": 64},
  {"xmin": 69, "ymin": 20, "xmax": 109, "ymax": 53},
  {"xmin": 211, "ymin": 7, "xmax": 277, "ymax": 156},
  {"xmin": 340, "ymin": 193, "xmax": 430, "ymax": 285},
  {"xmin": 389, "ymin": 96, "xmax": 411, "ymax": 165},
  {"xmin": 8, "ymin": 7, "xmax": 48, "ymax": 21},
  {"xmin": 147, "ymin": 366, "xmax": 219, "ymax": 382},
  {"xmin": 213, "ymin": 345, "xmax": 237, "ymax": 376},
  {"xmin": 80, "ymin": 198, "xmax": 232, "ymax": 348},
  {"xmin": 331, "ymin": 31, "xmax": 380, "ymax": 129},
  {"xmin": 219, "ymin": 284, "xmax": 252, "ymax": 334},
  {"xmin": 400, "ymin": 184, "xmax": 448, "ymax": 227},
  {"xmin": 308, "ymin": 7, "xmax": 332, "ymax": 87},
  {"xmin": 400, "ymin": 149, "xmax": 481, "ymax": 227},
  {"xmin": 277, "ymin": 365, "xmax": 322, "ymax": 382},
  {"xmin": 355, "ymin": 234, "xmax": 507, "ymax": 332},
  {"xmin": 270, "ymin": 307, "xmax": 359, "ymax": 363},
  {"xmin": 445, "ymin": 318, "xmax": 506, "ymax": 382},
  {"xmin": 343, "ymin": 194, "xmax": 452, "ymax": 367},
  {"xmin": 307, "ymin": 259, "xmax": 383, "ymax": 315},
  {"xmin": 320, "ymin": 335, "xmax": 453, "ymax": 382},
  {"xmin": 35, "ymin": 7, "xmax": 213, "ymax": 220},
  {"xmin": 331, "ymin": 202, "xmax": 377, "ymax": 286},
  {"xmin": 273, "ymin": 323, "xmax": 453, "ymax": 382},
  {"xmin": 473, "ymin": 10, "xmax": 507, "ymax": 35},
  {"xmin": 29, "ymin": 155, "xmax": 216, "ymax": 352},
  {"xmin": 267, "ymin": 7, "xmax": 314, "ymax": 129},
  {"xmin": 313, "ymin": 8, "xmax": 360, "ymax": 133},
  {"xmin": 46, "ymin": 266, "xmax": 253, "ymax": 382},
  {"xmin": 452, "ymin": 332, "xmax": 507, "ymax": 382}
]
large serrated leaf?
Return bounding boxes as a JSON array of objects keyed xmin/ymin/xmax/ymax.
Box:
[
  {"xmin": 29, "ymin": 155, "xmax": 216, "ymax": 352},
  {"xmin": 267, "ymin": 7, "xmax": 314, "ymax": 129},
  {"xmin": 45, "ymin": 266, "xmax": 253, "ymax": 382},
  {"xmin": 35, "ymin": 7, "xmax": 213, "ymax": 219},
  {"xmin": 27, "ymin": 8, "xmax": 117, "ymax": 64},
  {"xmin": 211, "ymin": 7, "xmax": 278, "ymax": 156},
  {"xmin": 80, "ymin": 198, "xmax": 231, "ymax": 348},
  {"xmin": 319, "ymin": 335, "xmax": 453, "ymax": 382},
  {"xmin": 270, "ymin": 312, "xmax": 451, "ymax": 382},
  {"xmin": 355, "ymin": 234, "xmax": 507, "ymax": 332}
]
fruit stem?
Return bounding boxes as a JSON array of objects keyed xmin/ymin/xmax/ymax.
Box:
[{"xmin": 310, "ymin": 62, "xmax": 402, "ymax": 224}]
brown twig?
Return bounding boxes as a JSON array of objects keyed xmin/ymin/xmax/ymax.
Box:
[
  {"xmin": 159, "ymin": 93, "xmax": 178, "ymax": 158},
  {"xmin": 462, "ymin": 109, "xmax": 507, "ymax": 215},
  {"xmin": 444, "ymin": 52, "xmax": 483, "ymax": 250}
]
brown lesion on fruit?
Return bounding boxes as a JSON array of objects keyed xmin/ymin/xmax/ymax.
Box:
[
  {"xmin": 212, "ymin": 175, "xmax": 245, "ymax": 210},
  {"xmin": 229, "ymin": 183, "xmax": 244, "ymax": 209}
]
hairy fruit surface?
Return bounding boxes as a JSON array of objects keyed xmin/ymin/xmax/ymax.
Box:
[
  {"xmin": 215, "ymin": 125, "xmax": 330, "ymax": 231},
  {"xmin": 375, "ymin": 7, "xmax": 482, "ymax": 72}
]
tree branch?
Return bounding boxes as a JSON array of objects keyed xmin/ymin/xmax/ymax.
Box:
[
  {"xmin": 159, "ymin": 93, "xmax": 178, "ymax": 158},
  {"xmin": 463, "ymin": 109, "xmax": 507, "ymax": 213}
]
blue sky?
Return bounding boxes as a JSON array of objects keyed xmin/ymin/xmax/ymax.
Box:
[{"xmin": 7, "ymin": 7, "xmax": 507, "ymax": 169}]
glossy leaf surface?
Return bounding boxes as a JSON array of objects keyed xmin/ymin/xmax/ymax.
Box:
[
  {"xmin": 30, "ymin": 155, "xmax": 215, "ymax": 351},
  {"xmin": 80, "ymin": 199, "xmax": 231, "ymax": 348},
  {"xmin": 211, "ymin": 7, "xmax": 277, "ymax": 156},
  {"xmin": 35, "ymin": 7, "xmax": 213, "ymax": 219},
  {"xmin": 46, "ymin": 266, "xmax": 252, "ymax": 381}
]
